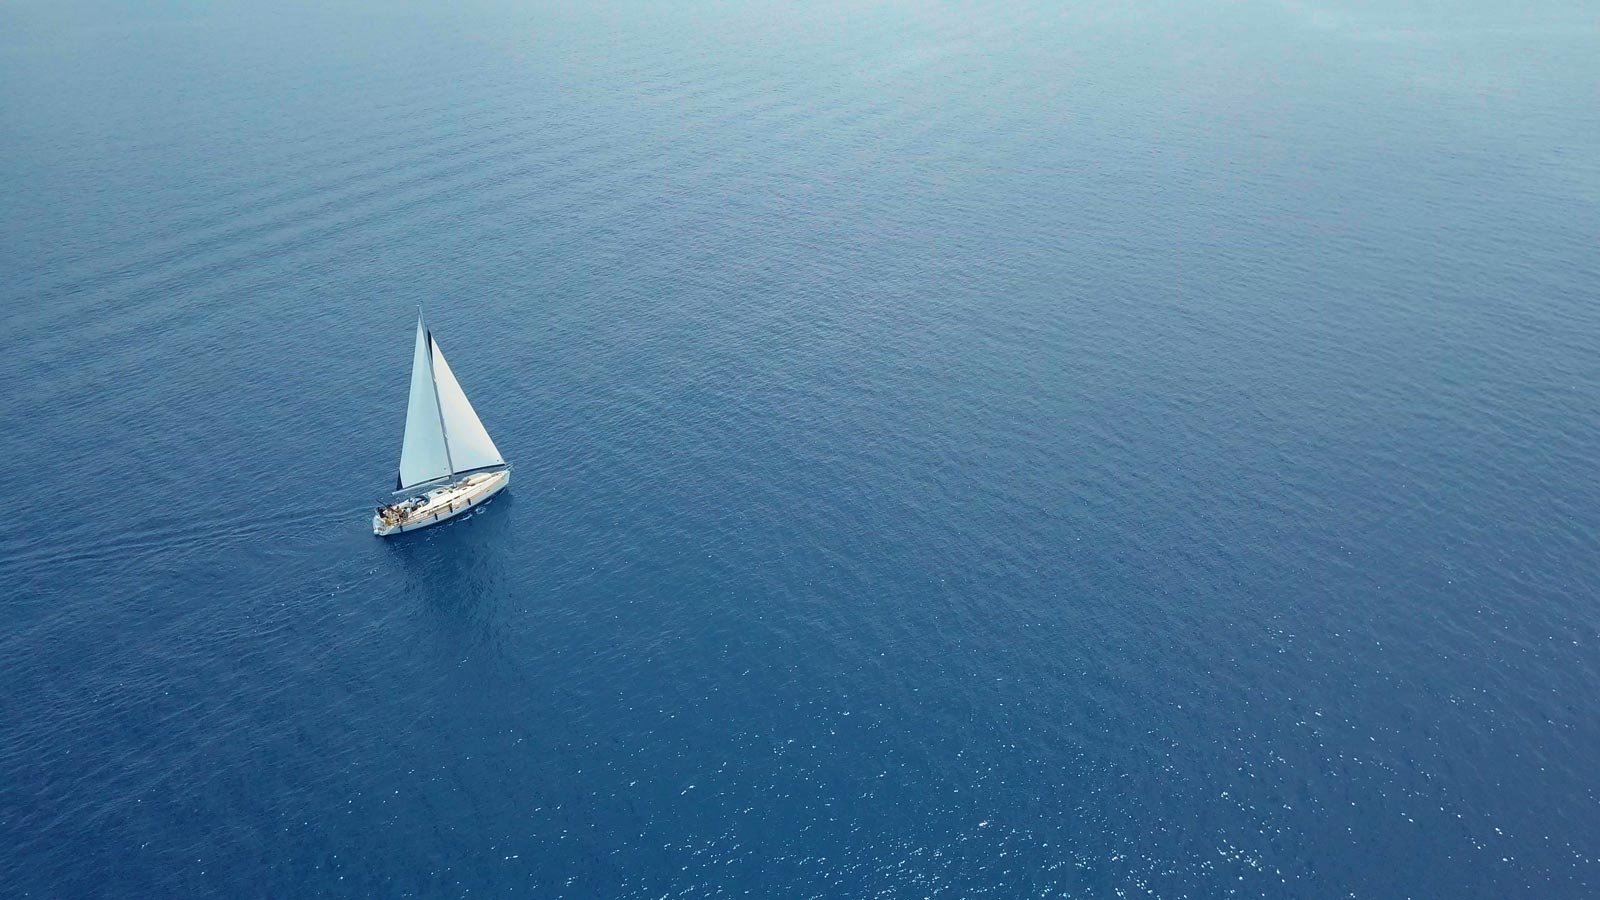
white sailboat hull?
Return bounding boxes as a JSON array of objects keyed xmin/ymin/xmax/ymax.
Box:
[{"xmin": 373, "ymin": 469, "xmax": 509, "ymax": 536}]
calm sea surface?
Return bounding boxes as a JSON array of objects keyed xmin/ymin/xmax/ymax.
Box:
[{"xmin": 3, "ymin": 1, "xmax": 1599, "ymax": 896}]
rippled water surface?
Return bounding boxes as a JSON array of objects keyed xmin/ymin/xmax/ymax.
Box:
[{"xmin": 4, "ymin": 1, "xmax": 1599, "ymax": 896}]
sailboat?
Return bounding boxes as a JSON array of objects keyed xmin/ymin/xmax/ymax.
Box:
[{"xmin": 373, "ymin": 313, "xmax": 510, "ymax": 536}]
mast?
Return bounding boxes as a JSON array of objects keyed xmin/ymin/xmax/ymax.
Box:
[{"xmin": 421, "ymin": 311, "xmax": 456, "ymax": 478}]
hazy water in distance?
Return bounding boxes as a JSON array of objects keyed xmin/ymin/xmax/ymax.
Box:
[{"xmin": 3, "ymin": 1, "xmax": 1599, "ymax": 896}]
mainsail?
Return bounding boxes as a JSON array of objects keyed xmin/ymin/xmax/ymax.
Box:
[{"xmin": 395, "ymin": 316, "xmax": 504, "ymax": 491}]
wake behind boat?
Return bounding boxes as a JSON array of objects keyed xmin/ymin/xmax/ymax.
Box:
[{"xmin": 374, "ymin": 314, "xmax": 509, "ymax": 536}]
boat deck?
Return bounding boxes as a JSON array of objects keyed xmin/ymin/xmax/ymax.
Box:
[
  {"xmin": 375, "ymin": 470, "xmax": 509, "ymax": 535},
  {"xmin": 412, "ymin": 473, "xmax": 494, "ymax": 516}
]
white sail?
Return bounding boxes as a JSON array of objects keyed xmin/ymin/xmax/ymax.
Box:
[
  {"xmin": 430, "ymin": 336, "xmax": 505, "ymax": 473},
  {"xmin": 396, "ymin": 319, "xmax": 452, "ymax": 490}
]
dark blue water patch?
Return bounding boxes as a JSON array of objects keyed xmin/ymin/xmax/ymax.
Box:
[{"xmin": 3, "ymin": 1, "xmax": 1599, "ymax": 897}]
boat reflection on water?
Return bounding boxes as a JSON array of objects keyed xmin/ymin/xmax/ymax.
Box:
[{"xmin": 383, "ymin": 491, "xmax": 522, "ymax": 644}]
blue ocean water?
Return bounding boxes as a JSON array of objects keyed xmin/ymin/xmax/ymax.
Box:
[{"xmin": 3, "ymin": 0, "xmax": 1599, "ymax": 895}]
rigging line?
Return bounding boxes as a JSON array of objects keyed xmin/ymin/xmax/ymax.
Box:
[{"xmin": 421, "ymin": 313, "xmax": 456, "ymax": 479}]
